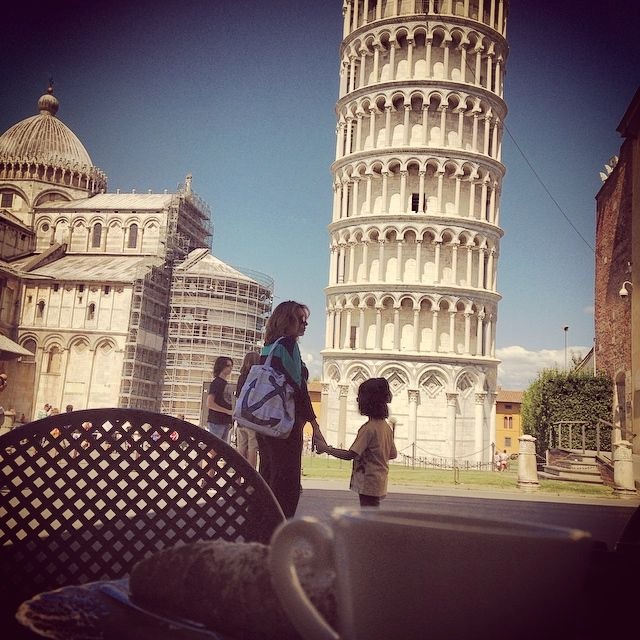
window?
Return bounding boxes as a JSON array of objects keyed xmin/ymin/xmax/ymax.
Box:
[
  {"xmin": 53, "ymin": 284, "xmax": 59, "ymax": 292},
  {"xmin": 1, "ymin": 192, "xmax": 13, "ymax": 208},
  {"xmin": 78, "ymin": 284, "xmax": 85, "ymax": 293},
  {"xmin": 411, "ymin": 192, "xmax": 427, "ymax": 212},
  {"xmin": 46, "ymin": 346, "xmax": 61, "ymax": 373},
  {"xmin": 503, "ymin": 416, "xmax": 513, "ymax": 429},
  {"xmin": 87, "ymin": 303, "xmax": 96, "ymax": 321},
  {"xmin": 350, "ymin": 326, "xmax": 357, "ymax": 349},
  {"xmin": 504, "ymin": 437, "xmax": 512, "ymax": 448},
  {"xmin": 36, "ymin": 301, "xmax": 45, "ymax": 318},
  {"xmin": 104, "ymin": 285, "xmax": 111, "ymax": 295},
  {"xmin": 127, "ymin": 223, "xmax": 138, "ymax": 248},
  {"xmin": 91, "ymin": 223, "xmax": 102, "ymax": 248}
]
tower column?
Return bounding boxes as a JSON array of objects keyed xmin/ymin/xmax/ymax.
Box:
[
  {"xmin": 447, "ymin": 392, "xmax": 458, "ymax": 462},
  {"xmin": 393, "ymin": 306, "xmax": 400, "ymax": 350},
  {"xmin": 348, "ymin": 241, "xmax": 356, "ymax": 282},
  {"xmin": 475, "ymin": 393, "xmax": 487, "ymax": 463},
  {"xmin": 362, "ymin": 241, "xmax": 369, "ymax": 282},
  {"xmin": 464, "ymin": 312, "xmax": 471, "ymax": 354},
  {"xmin": 355, "ymin": 111, "xmax": 364, "ymax": 152},
  {"xmin": 408, "ymin": 390, "xmax": 419, "ymax": 453},
  {"xmin": 434, "ymin": 240, "xmax": 442, "ymax": 283},
  {"xmin": 416, "ymin": 240, "xmax": 423, "ymax": 282},
  {"xmin": 432, "ymin": 310, "xmax": 439, "ymax": 352},
  {"xmin": 448, "ymin": 310, "xmax": 456, "ymax": 352},
  {"xmin": 413, "ymin": 308, "xmax": 420, "ymax": 351},
  {"xmin": 368, "ymin": 108, "xmax": 376, "ymax": 150},
  {"xmin": 343, "ymin": 308, "xmax": 353, "ymax": 349},
  {"xmin": 365, "ymin": 173, "xmax": 373, "ymax": 213}
]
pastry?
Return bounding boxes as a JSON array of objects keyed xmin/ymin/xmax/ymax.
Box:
[{"xmin": 129, "ymin": 539, "xmax": 336, "ymax": 640}]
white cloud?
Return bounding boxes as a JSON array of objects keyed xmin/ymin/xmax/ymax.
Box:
[
  {"xmin": 301, "ymin": 350, "xmax": 323, "ymax": 381},
  {"xmin": 496, "ymin": 345, "xmax": 590, "ymax": 390},
  {"xmin": 302, "ymin": 345, "xmax": 591, "ymax": 391}
]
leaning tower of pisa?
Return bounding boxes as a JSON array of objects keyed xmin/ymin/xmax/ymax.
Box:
[{"xmin": 321, "ymin": 0, "xmax": 508, "ymax": 465}]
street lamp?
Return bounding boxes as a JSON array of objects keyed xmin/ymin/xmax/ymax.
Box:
[{"xmin": 563, "ymin": 325, "xmax": 569, "ymax": 371}]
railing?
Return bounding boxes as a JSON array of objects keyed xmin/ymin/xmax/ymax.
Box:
[
  {"xmin": 397, "ymin": 441, "xmax": 495, "ymax": 472},
  {"xmin": 550, "ymin": 419, "xmax": 635, "ymax": 457}
]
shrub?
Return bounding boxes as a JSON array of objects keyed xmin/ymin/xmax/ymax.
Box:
[{"xmin": 521, "ymin": 369, "xmax": 612, "ymax": 456}]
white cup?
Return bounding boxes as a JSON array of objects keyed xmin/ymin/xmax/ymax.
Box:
[{"xmin": 269, "ymin": 507, "xmax": 596, "ymax": 640}]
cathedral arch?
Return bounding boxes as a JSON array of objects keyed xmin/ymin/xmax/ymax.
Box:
[
  {"xmin": 34, "ymin": 190, "xmax": 71, "ymax": 206},
  {"xmin": 19, "ymin": 337, "xmax": 37, "ymax": 363}
]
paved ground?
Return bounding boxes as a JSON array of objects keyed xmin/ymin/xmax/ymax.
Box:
[{"xmin": 297, "ymin": 478, "xmax": 640, "ymax": 550}]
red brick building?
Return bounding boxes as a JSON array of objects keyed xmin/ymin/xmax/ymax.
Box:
[{"xmin": 594, "ymin": 87, "xmax": 640, "ymax": 473}]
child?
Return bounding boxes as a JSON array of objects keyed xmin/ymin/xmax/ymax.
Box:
[{"xmin": 318, "ymin": 378, "xmax": 397, "ymax": 507}]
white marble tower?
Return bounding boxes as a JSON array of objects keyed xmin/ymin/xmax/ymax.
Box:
[{"xmin": 321, "ymin": 0, "xmax": 508, "ymax": 464}]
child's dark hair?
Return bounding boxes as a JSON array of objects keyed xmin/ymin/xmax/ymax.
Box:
[
  {"xmin": 357, "ymin": 378, "xmax": 392, "ymax": 419},
  {"xmin": 213, "ymin": 356, "xmax": 232, "ymax": 376}
]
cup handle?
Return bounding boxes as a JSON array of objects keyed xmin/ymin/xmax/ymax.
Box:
[{"xmin": 269, "ymin": 517, "xmax": 340, "ymax": 640}]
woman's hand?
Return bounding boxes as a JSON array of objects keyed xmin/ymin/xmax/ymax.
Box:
[{"xmin": 310, "ymin": 421, "xmax": 328, "ymax": 452}]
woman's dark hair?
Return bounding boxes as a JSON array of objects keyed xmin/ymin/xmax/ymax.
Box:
[
  {"xmin": 357, "ymin": 377, "xmax": 392, "ymax": 419},
  {"xmin": 213, "ymin": 356, "xmax": 232, "ymax": 376}
]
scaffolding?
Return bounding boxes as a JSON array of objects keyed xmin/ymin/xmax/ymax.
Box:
[
  {"xmin": 160, "ymin": 249, "xmax": 274, "ymax": 423},
  {"xmin": 118, "ymin": 184, "xmax": 213, "ymax": 412},
  {"xmin": 165, "ymin": 181, "xmax": 212, "ymax": 260},
  {"xmin": 118, "ymin": 262, "xmax": 171, "ymax": 412}
]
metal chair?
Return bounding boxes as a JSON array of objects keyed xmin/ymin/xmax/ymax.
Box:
[{"xmin": 0, "ymin": 409, "xmax": 284, "ymax": 635}]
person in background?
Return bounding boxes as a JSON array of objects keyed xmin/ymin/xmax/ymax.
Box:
[
  {"xmin": 316, "ymin": 377, "xmax": 397, "ymax": 508},
  {"xmin": 498, "ymin": 449, "xmax": 509, "ymax": 471},
  {"xmin": 234, "ymin": 351, "xmax": 260, "ymax": 469},
  {"xmin": 0, "ymin": 373, "xmax": 7, "ymax": 427},
  {"xmin": 36, "ymin": 403, "xmax": 52, "ymax": 420},
  {"xmin": 206, "ymin": 356, "xmax": 234, "ymax": 443},
  {"xmin": 256, "ymin": 300, "xmax": 327, "ymax": 518},
  {"xmin": 65, "ymin": 404, "xmax": 74, "ymax": 413}
]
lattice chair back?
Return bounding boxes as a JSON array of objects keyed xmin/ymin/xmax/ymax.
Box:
[{"xmin": 0, "ymin": 409, "xmax": 284, "ymax": 607}]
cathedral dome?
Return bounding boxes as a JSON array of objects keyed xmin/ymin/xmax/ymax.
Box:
[{"xmin": 0, "ymin": 86, "xmax": 93, "ymax": 167}]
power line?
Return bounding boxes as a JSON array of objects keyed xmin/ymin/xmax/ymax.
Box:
[
  {"xmin": 502, "ymin": 124, "xmax": 595, "ymax": 253},
  {"xmin": 436, "ymin": 13, "xmax": 597, "ymax": 254}
]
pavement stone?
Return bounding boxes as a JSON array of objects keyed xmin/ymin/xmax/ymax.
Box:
[{"xmin": 300, "ymin": 476, "xmax": 640, "ymax": 507}]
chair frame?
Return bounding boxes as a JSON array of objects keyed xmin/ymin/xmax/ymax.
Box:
[{"xmin": 0, "ymin": 408, "xmax": 284, "ymax": 607}]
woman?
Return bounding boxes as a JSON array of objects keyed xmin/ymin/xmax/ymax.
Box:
[
  {"xmin": 257, "ymin": 300, "xmax": 327, "ymax": 518},
  {"xmin": 234, "ymin": 351, "xmax": 261, "ymax": 469}
]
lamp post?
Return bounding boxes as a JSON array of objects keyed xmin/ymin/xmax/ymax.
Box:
[{"xmin": 563, "ymin": 325, "xmax": 569, "ymax": 371}]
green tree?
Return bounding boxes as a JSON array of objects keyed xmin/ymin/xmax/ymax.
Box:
[{"xmin": 521, "ymin": 369, "xmax": 613, "ymax": 455}]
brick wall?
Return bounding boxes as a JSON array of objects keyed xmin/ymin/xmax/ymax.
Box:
[{"xmin": 594, "ymin": 137, "xmax": 632, "ymax": 412}]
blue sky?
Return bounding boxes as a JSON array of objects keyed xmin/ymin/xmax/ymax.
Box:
[{"xmin": 2, "ymin": 0, "xmax": 638, "ymax": 389}]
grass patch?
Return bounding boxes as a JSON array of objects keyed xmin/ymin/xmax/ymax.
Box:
[{"xmin": 301, "ymin": 454, "xmax": 617, "ymax": 499}]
